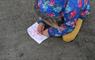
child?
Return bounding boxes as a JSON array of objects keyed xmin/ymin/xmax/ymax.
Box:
[{"xmin": 34, "ymin": 0, "xmax": 90, "ymax": 37}]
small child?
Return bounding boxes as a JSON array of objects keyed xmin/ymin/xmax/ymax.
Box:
[{"xmin": 34, "ymin": 0, "xmax": 90, "ymax": 37}]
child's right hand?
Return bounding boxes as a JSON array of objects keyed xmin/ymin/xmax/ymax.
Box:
[{"xmin": 37, "ymin": 23, "xmax": 45, "ymax": 34}]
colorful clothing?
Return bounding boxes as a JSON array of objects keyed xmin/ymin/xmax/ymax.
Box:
[{"xmin": 34, "ymin": 0, "xmax": 90, "ymax": 37}]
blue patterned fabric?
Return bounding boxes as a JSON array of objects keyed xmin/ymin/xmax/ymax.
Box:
[{"xmin": 35, "ymin": 0, "xmax": 90, "ymax": 37}]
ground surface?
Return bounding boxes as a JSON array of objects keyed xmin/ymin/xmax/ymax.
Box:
[{"xmin": 0, "ymin": 0, "xmax": 95, "ymax": 60}]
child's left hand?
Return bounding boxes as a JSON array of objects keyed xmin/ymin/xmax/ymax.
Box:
[{"xmin": 44, "ymin": 18, "xmax": 59, "ymax": 29}]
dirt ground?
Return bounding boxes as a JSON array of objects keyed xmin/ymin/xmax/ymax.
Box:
[{"xmin": 0, "ymin": 0, "xmax": 95, "ymax": 60}]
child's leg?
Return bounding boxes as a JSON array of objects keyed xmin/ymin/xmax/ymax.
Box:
[
  {"xmin": 41, "ymin": 28, "xmax": 62, "ymax": 37},
  {"xmin": 48, "ymin": 27, "xmax": 63, "ymax": 37}
]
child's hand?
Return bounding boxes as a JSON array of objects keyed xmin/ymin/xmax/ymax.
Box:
[
  {"xmin": 44, "ymin": 18, "xmax": 59, "ymax": 29},
  {"xmin": 51, "ymin": 23, "xmax": 59, "ymax": 29},
  {"xmin": 37, "ymin": 23, "xmax": 45, "ymax": 34},
  {"xmin": 42, "ymin": 29, "xmax": 49, "ymax": 37}
]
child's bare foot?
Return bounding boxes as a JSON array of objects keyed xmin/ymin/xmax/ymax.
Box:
[{"xmin": 37, "ymin": 23, "xmax": 45, "ymax": 34}]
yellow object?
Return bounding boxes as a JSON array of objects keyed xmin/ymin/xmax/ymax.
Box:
[{"xmin": 62, "ymin": 19, "xmax": 83, "ymax": 42}]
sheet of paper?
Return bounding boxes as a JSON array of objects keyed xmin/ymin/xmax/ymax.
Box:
[{"xmin": 27, "ymin": 22, "xmax": 49, "ymax": 44}]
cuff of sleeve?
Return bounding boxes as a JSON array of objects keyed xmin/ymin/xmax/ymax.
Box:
[{"xmin": 37, "ymin": 18, "xmax": 45, "ymax": 25}]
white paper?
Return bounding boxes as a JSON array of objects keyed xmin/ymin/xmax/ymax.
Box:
[{"xmin": 27, "ymin": 22, "xmax": 48, "ymax": 44}]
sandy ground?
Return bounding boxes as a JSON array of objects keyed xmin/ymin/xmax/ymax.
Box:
[{"xmin": 0, "ymin": 0, "xmax": 95, "ymax": 60}]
